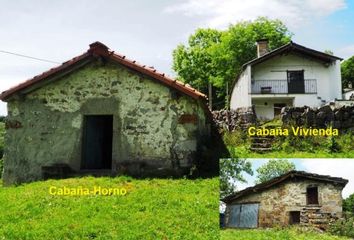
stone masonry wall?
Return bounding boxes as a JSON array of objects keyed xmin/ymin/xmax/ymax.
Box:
[
  {"xmin": 281, "ymin": 105, "xmax": 354, "ymax": 129},
  {"xmin": 225, "ymin": 179, "xmax": 343, "ymax": 229},
  {"xmin": 212, "ymin": 107, "xmax": 257, "ymax": 131},
  {"xmin": 3, "ymin": 60, "xmax": 210, "ymax": 185}
]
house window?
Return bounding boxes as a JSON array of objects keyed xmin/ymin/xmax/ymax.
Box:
[
  {"xmin": 287, "ymin": 70, "xmax": 305, "ymax": 93},
  {"xmin": 306, "ymin": 186, "xmax": 319, "ymax": 205},
  {"xmin": 289, "ymin": 211, "xmax": 300, "ymax": 224}
]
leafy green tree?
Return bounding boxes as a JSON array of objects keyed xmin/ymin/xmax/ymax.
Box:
[
  {"xmin": 342, "ymin": 56, "xmax": 354, "ymax": 89},
  {"xmin": 172, "ymin": 28, "xmax": 222, "ymax": 109},
  {"xmin": 172, "ymin": 17, "xmax": 292, "ymax": 109},
  {"xmin": 220, "ymin": 158, "xmax": 253, "ymax": 197},
  {"xmin": 255, "ymin": 159, "xmax": 295, "ymax": 184},
  {"xmin": 343, "ymin": 193, "xmax": 354, "ymax": 214}
]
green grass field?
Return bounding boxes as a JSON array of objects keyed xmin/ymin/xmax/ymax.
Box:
[
  {"xmin": 0, "ymin": 177, "xmax": 219, "ymax": 240},
  {"xmin": 232, "ymin": 146, "xmax": 354, "ymax": 158},
  {"xmin": 221, "ymin": 228, "xmax": 350, "ymax": 240}
]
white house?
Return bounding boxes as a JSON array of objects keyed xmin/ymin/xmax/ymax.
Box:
[{"xmin": 230, "ymin": 40, "xmax": 343, "ymax": 120}]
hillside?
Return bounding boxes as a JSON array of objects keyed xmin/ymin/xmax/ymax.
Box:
[
  {"xmin": 0, "ymin": 177, "xmax": 219, "ymax": 240},
  {"xmin": 221, "ymin": 228, "xmax": 350, "ymax": 240}
]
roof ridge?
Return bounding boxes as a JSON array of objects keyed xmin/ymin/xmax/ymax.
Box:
[
  {"xmin": 222, "ymin": 170, "xmax": 348, "ymax": 203},
  {"xmin": 0, "ymin": 42, "xmax": 207, "ymax": 101}
]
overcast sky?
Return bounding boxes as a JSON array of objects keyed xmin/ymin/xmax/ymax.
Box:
[
  {"xmin": 237, "ymin": 159, "xmax": 354, "ymax": 198},
  {"xmin": 1, "ymin": 0, "xmax": 354, "ymax": 115}
]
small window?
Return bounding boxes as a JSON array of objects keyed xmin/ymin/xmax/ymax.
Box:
[
  {"xmin": 307, "ymin": 186, "xmax": 319, "ymax": 205},
  {"xmin": 289, "ymin": 211, "xmax": 300, "ymax": 224}
]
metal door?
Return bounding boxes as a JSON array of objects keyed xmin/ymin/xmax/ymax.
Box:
[
  {"xmin": 287, "ymin": 70, "xmax": 305, "ymax": 93},
  {"xmin": 228, "ymin": 204, "xmax": 241, "ymax": 227},
  {"xmin": 228, "ymin": 203, "xmax": 259, "ymax": 228},
  {"xmin": 239, "ymin": 203, "xmax": 259, "ymax": 228}
]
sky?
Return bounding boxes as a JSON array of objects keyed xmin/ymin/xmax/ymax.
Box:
[
  {"xmin": 0, "ymin": 0, "xmax": 354, "ymax": 115},
  {"xmin": 237, "ymin": 159, "xmax": 354, "ymax": 198}
]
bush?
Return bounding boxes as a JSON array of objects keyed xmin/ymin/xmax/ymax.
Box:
[
  {"xmin": 343, "ymin": 194, "xmax": 354, "ymax": 213},
  {"xmin": 328, "ymin": 215, "xmax": 354, "ymax": 238},
  {"xmin": 223, "ymin": 129, "xmax": 249, "ymax": 147}
]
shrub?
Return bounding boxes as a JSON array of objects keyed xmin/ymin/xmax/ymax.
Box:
[
  {"xmin": 328, "ymin": 215, "xmax": 354, "ymax": 238},
  {"xmin": 343, "ymin": 194, "xmax": 354, "ymax": 213},
  {"xmin": 222, "ymin": 129, "xmax": 248, "ymax": 147}
]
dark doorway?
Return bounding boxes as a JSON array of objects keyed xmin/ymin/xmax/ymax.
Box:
[
  {"xmin": 287, "ymin": 70, "xmax": 305, "ymax": 93},
  {"xmin": 274, "ymin": 103, "xmax": 287, "ymax": 116},
  {"xmin": 81, "ymin": 115, "xmax": 113, "ymax": 170},
  {"xmin": 307, "ymin": 186, "xmax": 319, "ymax": 205},
  {"xmin": 289, "ymin": 211, "xmax": 300, "ymax": 224}
]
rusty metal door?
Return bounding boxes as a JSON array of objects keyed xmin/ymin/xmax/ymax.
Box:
[{"xmin": 228, "ymin": 203, "xmax": 259, "ymax": 228}]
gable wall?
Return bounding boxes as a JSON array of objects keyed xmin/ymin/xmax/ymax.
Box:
[
  {"xmin": 3, "ymin": 60, "xmax": 210, "ymax": 184},
  {"xmin": 252, "ymin": 53, "xmax": 342, "ymax": 105},
  {"xmin": 225, "ymin": 179, "xmax": 343, "ymax": 228}
]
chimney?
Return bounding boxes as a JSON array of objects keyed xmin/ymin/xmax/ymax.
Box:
[
  {"xmin": 256, "ymin": 39, "xmax": 269, "ymax": 57},
  {"xmin": 88, "ymin": 41, "xmax": 109, "ymax": 56}
]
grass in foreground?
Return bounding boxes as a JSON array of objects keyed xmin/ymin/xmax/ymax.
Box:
[
  {"xmin": 221, "ymin": 227, "xmax": 350, "ymax": 240},
  {"xmin": 232, "ymin": 146, "xmax": 354, "ymax": 158},
  {"xmin": 0, "ymin": 176, "xmax": 219, "ymax": 240}
]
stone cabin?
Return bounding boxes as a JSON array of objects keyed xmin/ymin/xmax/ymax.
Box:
[
  {"xmin": 0, "ymin": 42, "xmax": 218, "ymax": 185},
  {"xmin": 223, "ymin": 171, "xmax": 348, "ymax": 230}
]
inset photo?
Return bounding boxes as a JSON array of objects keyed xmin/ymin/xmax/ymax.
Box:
[{"xmin": 220, "ymin": 158, "xmax": 354, "ymax": 240}]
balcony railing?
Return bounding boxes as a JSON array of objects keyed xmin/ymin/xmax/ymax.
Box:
[{"xmin": 251, "ymin": 79, "xmax": 317, "ymax": 94}]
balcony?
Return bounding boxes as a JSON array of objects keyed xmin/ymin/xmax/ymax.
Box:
[{"xmin": 251, "ymin": 79, "xmax": 317, "ymax": 94}]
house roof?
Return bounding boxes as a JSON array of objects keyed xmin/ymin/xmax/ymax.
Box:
[
  {"xmin": 242, "ymin": 41, "xmax": 343, "ymax": 69},
  {"xmin": 0, "ymin": 42, "xmax": 207, "ymax": 101},
  {"xmin": 222, "ymin": 170, "xmax": 348, "ymax": 204}
]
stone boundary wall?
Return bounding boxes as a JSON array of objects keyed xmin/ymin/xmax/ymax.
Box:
[
  {"xmin": 281, "ymin": 105, "xmax": 354, "ymax": 129},
  {"xmin": 212, "ymin": 107, "xmax": 257, "ymax": 131}
]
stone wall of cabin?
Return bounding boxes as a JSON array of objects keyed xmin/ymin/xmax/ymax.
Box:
[
  {"xmin": 3, "ymin": 60, "xmax": 211, "ymax": 185},
  {"xmin": 225, "ymin": 179, "xmax": 344, "ymax": 229}
]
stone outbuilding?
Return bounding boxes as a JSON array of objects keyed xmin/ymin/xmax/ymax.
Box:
[
  {"xmin": 223, "ymin": 171, "xmax": 348, "ymax": 230},
  {"xmin": 0, "ymin": 42, "xmax": 218, "ymax": 185}
]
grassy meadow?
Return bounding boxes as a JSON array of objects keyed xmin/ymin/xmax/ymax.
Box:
[
  {"xmin": 221, "ymin": 228, "xmax": 350, "ymax": 240},
  {"xmin": 0, "ymin": 177, "xmax": 219, "ymax": 240}
]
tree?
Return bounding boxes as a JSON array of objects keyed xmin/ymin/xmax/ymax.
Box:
[
  {"xmin": 342, "ymin": 56, "xmax": 354, "ymax": 89},
  {"xmin": 255, "ymin": 159, "xmax": 295, "ymax": 184},
  {"xmin": 172, "ymin": 17, "xmax": 292, "ymax": 109},
  {"xmin": 343, "ymin": 193, "xmax": 354, "ymax": 214},
  {"xmin": 220, "ymin": 158, "xmax": 253, "ymax": 197},
  {"xmin": 172, "ymin": 28, "xmax": 222, "ymax": 109}
]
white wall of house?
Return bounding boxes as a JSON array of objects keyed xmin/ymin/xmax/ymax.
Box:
[
  {"xmin": 231, "ymin": 52, "xmax": 343, "ymax": 120},
  {"xmin": 252, "ymin": 54, "xmax": 341, "ymax": 104},
  {"xmin": 230, "ymin": 65, "xmax": 252, "ymax": 109},
  {"xmin": 252, "ymin": 98, "xmax": 293, "ymax": 120}
]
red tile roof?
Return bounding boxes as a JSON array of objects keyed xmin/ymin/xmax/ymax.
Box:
[{"xmin": 0, "ymin": 42, "xmax": 207, "ymax": 101}]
